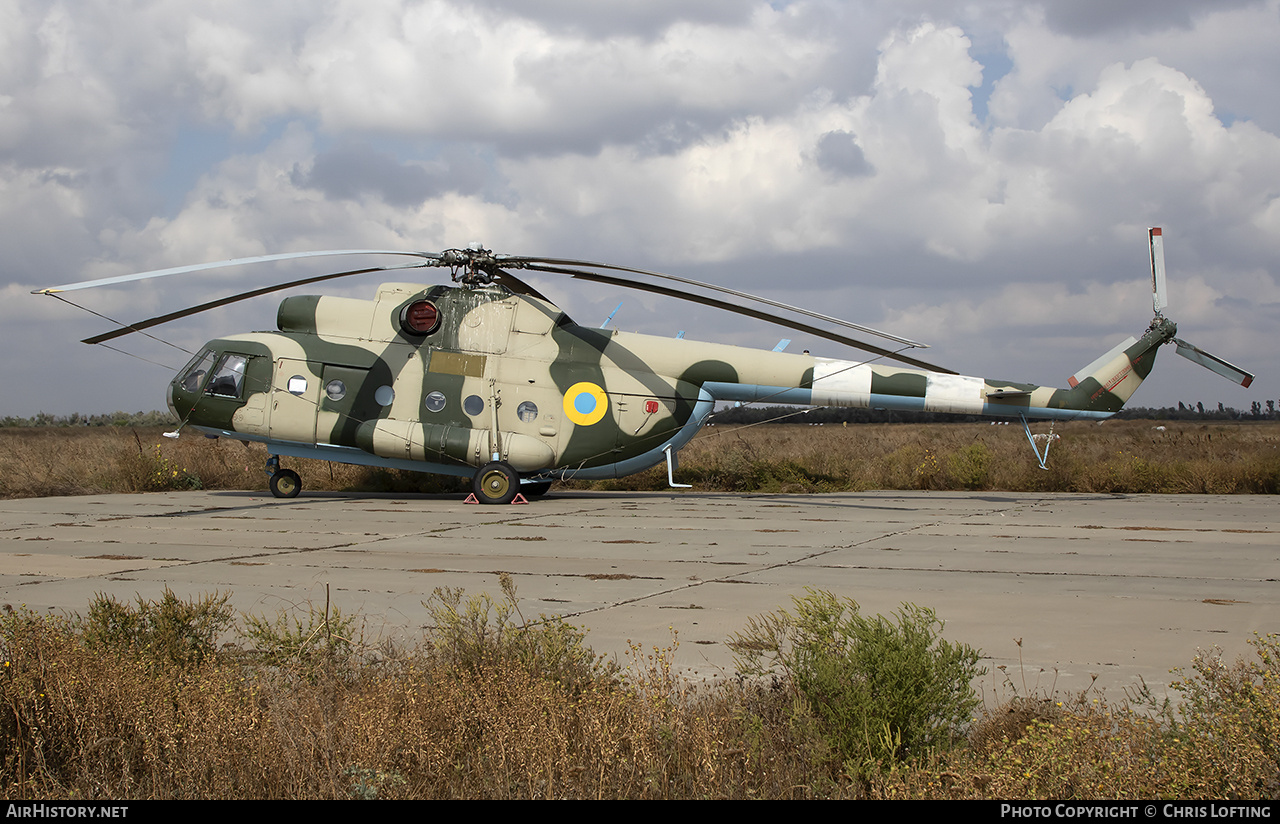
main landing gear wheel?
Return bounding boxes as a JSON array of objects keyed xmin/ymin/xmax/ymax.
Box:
[
  {"xmin": 269, "ymin": 468, "xmax": 302, "ymax": 499},
  {"xmin": 473, "ymin": 461, "xmax": 519, "ymax": 505}
]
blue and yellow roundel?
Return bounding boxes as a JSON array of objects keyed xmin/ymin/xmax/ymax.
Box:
[{"xmin": 563, "ymin": 381, "xmax": 608, "ymax": 426}]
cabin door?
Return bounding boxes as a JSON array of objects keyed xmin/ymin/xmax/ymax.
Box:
[{"xmin": 268, "ymin": 359, "xmax": 321, "ymax": 443}]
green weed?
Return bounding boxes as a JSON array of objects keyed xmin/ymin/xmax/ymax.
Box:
[
  {"xmin": 80, "ymin": 588, "xmax": 233, "ymax": 669},
  {"xmin": 728, "ymin": 589, "xmax": 984, "ymax": 782},
  {"xmin": 423, "ymin": 573, "xmax": 618, "ymax": 693}
]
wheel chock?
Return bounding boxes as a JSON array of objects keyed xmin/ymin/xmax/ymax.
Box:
[{"xmin": 463, "ymin": 493, "xmax": 530, "ymax": 505}]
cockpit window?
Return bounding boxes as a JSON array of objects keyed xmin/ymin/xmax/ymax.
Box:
[
  {"xmin": 206, "ymin": 354, "xmax": 249, "ymax": 398},
  {"xmin": 179, "ymin": 351, "xmax": 216, "ymax": 393}
]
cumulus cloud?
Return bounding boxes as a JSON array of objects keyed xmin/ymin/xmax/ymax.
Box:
[
  {"xmin": 2, "ymin": 0, "xmax": 1277, "ymax": 415},
  {"xmin": 1039, "ymin": 0, "xmax": 1263, "ymax": 37},
  {"xmin": 814, "ymin": 131, "xmax": 873, "ymax": 178},
  {"xmin": 294, "ymin": 142, "xmax": 505, "ymax": 208}
]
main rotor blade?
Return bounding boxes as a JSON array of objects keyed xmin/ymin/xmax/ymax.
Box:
[
  {"xmin": 522, "ymin": 263, "xmax": 957, "ymax": 373},
  {"xmin": 490, "ymin": 270, "xmax": 553, "ymax": 303},
  {"xmin": 1172, "ymin": 337, "xmax": 1254, "ymax": 388},
  {"xmin": 501, "ymin": 255, "xmax": 927, "ymax": 349},
  {"xmin": 36, "ymin": 250, "xmax": 442, "ymax": 294},
  {"xmin": 80, "ymin": 262, "xmax": 432, "ymax": 345}
]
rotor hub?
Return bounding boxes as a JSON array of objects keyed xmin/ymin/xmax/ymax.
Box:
[{"xmin": 439, "ymin": 245, "xmax": 500, "ymax": 286}]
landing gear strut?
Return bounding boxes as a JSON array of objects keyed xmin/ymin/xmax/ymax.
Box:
[{"xmin": 266, "ymin": 455, "xmax": 302, "ymax": 499}]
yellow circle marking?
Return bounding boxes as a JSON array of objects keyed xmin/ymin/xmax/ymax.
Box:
[{"xmin": 564, "ymin": 381, "xmax": 608, "ymax": 426}]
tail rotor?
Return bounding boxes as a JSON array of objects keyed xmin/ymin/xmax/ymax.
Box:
[{"xmin": 1148, "ymin": 227, "xmax": 1253, "ymax": 388}]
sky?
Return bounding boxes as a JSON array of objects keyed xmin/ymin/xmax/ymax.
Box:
[{"xmin": 3, "ymin": 0, "xmax": 1277, "ymax": 417}]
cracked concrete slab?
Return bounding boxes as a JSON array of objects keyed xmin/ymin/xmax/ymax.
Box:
[{"xmin": 0, "ymin": 489, "xmax": 1275, "ymax": 700}]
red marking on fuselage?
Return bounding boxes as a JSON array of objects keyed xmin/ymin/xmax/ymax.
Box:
[
  {"xmin": 1090, "ymin": 360, "xmax": 1134, "ymax": 402},
  {"xmin": 1104, "ymin": 363, "xmax": 1132, "ymax": 393}
]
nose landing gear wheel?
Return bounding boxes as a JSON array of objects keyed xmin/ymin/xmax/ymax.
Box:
[
  {"xmin": 473, "ymin": 461, "xmax": 519, "ymax": 505},
  {"xmin": 269, "ymin": 468, "xmax": 302, "ymax": 499}
]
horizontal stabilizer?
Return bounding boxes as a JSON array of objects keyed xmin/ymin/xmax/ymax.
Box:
[
  {"xmin": 1069, "ymin": 337, "xmax": 1138, "ymax": 388},
  {"xmin": 1173, "ymin": 338, "xmax": 1254, "ymax": 388}
]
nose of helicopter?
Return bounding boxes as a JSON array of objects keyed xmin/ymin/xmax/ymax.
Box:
[{"xmin": 166, "ymin": 375, "xmax": 179, "ymax": 420}]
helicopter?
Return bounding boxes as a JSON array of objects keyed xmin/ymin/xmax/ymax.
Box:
[{"xmin": 35, "ymin": 228, "xmax": 1252, "ymax": 504}]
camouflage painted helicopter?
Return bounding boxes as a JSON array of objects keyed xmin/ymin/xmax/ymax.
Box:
[{"xmin": 36, "ymin": 228, "xmax": 1251, "ymax": 503}]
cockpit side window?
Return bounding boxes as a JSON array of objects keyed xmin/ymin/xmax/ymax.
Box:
[
  {"xmin": 207, "ymin": 354, "xmax": 249, "ymax": 398},
  {"xmin": 180, "ymin": 351, "xmax": 216, "ymax": 393}
]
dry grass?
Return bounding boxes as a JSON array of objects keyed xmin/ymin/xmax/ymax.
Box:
[
  {"xmin": 3, "ymin": 419, "xmax": 1278, "ymax": 500},
  {"xmin": 0, "ymin": 594, "xmax": 830, "ymax": 799},
  {"xmin": 877, "ymin": 638, "xmax": 1280, "ymax": 800},
  {"xmin": 0, "ymin": 427, "xmax": 466, "ymax": 499},
  {"xmin": 3, "ymin": 589, "xmax": 1278, "ymax": 800},
  {"xmin": 577, "ymin": 419, "xmax": 1280, "ymax": 495}
]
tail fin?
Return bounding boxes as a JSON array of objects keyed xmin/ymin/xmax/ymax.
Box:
[
  {"xmin": 1068, "ymin": 336, "xmax": 1138, "ymax": 389},
  {"xmin": 1063, "ymin": 318, "xmax": 1176, "ymax": 413}
]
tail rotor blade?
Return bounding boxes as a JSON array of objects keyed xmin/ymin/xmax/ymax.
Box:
[
  {"xmin": 1149, "ymin": 227, "xmax": 1169, "ymax": 316},
  {"xmin": 1173, "ymin": 337, "xmax": 1254, "ymax": 387}
]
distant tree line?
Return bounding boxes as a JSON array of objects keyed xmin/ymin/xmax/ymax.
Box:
[
  {"xmin": 1117, "ymin": 401, "xmax": 1277, "ymax": 421},
  {"xmin": 709, "ymin": 401, "xmax": 1278, "ymax": 426},
  {"xmin": 0, "ymin": 411, "xmax": 178, "ymax": 428}
]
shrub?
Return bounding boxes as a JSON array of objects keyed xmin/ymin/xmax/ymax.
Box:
[
  {"xmin": 1145, "ymin": 634, "xmax": 1280, "ymax": 797},
  {"xmin": 146, "ymin": 443, "xmax": 203, "ymax": 491},
  {"xmin": 947, "ymin": 442, "xmax": 992, "ymax": 489},
  {"xmin": 242, "ymin": 600, "xmax": 360, "ymax": 679},
  {"xmin": 423, "ymin": 573, "xmax": 617, "ymax": 693},
  {"xmin": 80, "ymin": 588, "xmax": 233, "ymax": 669},
  {"xmin": 905, "ymin": 636, "xmax": 1280, "ymax": 800},
  {"xmin": 728, "ymin": 590, "xmax": 984, "ymax": 779}
]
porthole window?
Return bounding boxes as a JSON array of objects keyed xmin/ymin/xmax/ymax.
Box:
[
  {"xmin": 325, "ymin": 379, "xmax": 347, "ymax": 401},
  {"xmin": 517, "ymin": 401, "xmax": 538, "ymax": 423},
  {"xmin": 400, "ymin": 300, "xmax": 441, "ymax": 336},
  {"xmin": 425, "ymin": 391, "xmax": 446, "ymax": 413},
  {"xmin": 464, "ymin": 395, "xmax": 484, "ymax": 416},
  {"xmin": 287, "ymin": 375, "xmax": 308, "ymax": 396},
  {"xmin": 375, "ymin": 385, "xmax": 395, "ymax": 406}
]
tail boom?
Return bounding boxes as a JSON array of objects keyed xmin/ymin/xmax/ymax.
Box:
[{"xmin": 695, "ymin": 319, "xmax": 1176, "ymax": 422}]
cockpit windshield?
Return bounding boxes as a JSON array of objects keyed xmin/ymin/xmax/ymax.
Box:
[
  {"xmin": 179, "ymin": 350, "xmax": 215, "ymax": 393},
  {"xmin": 177, "ymin": 351, "xmax": 248, "ymax": 398},
  {"xmin": 207, "ymin": 354, "xmax": 248, "ymax": 398}
]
